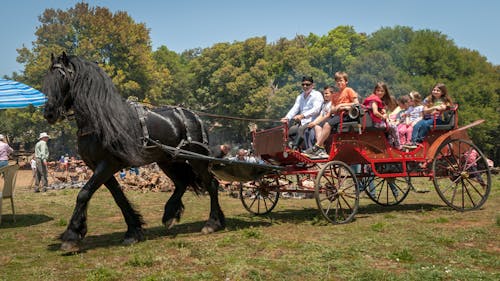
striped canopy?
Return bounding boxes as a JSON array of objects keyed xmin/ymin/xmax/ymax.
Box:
[{"xmin": 0, "ymin": 78, "xmax": 46, "ymax": 109}]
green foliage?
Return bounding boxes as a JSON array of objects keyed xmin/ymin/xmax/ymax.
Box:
[
  {"xmin": 8, "ymin": 3, "xmax": 499, "ymax": 161},
  {"xmin": 56, "ymin": 218, "xmax": 67, "ymax": 226},
  {"xmin": 389, "ymin": 248, "xmax": 415, "ymax": 262},
  {"xmin": 126, "ymin": 254, "xmax": 155, "ymax": 267},
  {"xmin": 86, "ymin": 267, "xmax": 120, "ymax": 281},
  {"xmin": 371, "ymin": 222, "xmax": 385, "ymax": 232},
  {"xmin": 241, "ymin": 227, "xmax": 263, "ymax": 239},
  {"xmin": 17, "ymin": 2, "xmax": 162, "ymax": 102}
]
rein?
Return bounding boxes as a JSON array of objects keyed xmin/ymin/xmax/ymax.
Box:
[
  {"xmin": 138, "ymin": 101, "xmax": 281, "ymax": 124},
  {"xmin": 192, "ymin": 110, "xmax": 282, "ymax": 123}
]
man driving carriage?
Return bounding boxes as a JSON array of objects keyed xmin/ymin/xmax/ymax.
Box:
[{"xmin": 280, "ymin": 76, "xmax": 323, "ymax": 150}]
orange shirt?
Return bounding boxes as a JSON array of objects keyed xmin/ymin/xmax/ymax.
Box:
[{"xmin": 331, "ymin": 87, "xmax": 357, "ymax": 106}]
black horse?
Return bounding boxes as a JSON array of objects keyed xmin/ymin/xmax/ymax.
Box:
[{"xmin": 42, "ymin": 52, "xmax": 225, "ymax": 251}]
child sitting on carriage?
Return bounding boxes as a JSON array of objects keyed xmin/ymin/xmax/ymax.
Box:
[
  {"xmin": 404, "ymin": 83, "xmax": 453, "ymax": 149},
  {"xmin": 398, "ymin": 91, "xmax": 423, "ymax": 146},
  {"xmin": 303, "ymin": 72, "xmax": 359, "ymax": 158},
  {"xmin": 362, "ymin": 82, "xmax": 401, "ymax": 149}
]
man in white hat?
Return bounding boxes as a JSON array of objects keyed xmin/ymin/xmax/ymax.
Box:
[
  {"xmin": 0, "ymin": 134, "xmax": 14, "ymax": 168},
  {"xmin": 34, "ymin": 132, "xmax": 50, "ymax": 192}
]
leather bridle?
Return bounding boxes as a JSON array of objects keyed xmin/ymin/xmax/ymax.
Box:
[{"xmin": 50, "ymin": 63, "xmax": 75, "ymax": 120}]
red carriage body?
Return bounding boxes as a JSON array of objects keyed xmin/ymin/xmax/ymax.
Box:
[{"xmin": 240, "ymin": 105, "xmax": 491, "ymax": 224}]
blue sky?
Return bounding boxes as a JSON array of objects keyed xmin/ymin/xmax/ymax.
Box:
[{"xmin": 1, "ymin": 0, "xmax": 499, "ymax": 77}]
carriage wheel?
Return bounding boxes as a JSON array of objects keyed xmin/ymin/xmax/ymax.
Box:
[
  {"xmin": 365, "ymin": 176, "xmax": 412, "ymax": 206},
  {"xmin": 432, "ymin": 139, "xmax": 491, "ymax": 211},
  {"xmin": 239, "ymin": 176, "xmax": 281, "ymax": 215},
  {"xmin": 315, "ymin": 161, "xmax": 359, "ymax": 224}
]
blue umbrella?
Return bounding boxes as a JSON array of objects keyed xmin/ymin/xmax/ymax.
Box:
[{"xmin": 0, "ymin": 78, "xmax": 46, "ymax": 109}]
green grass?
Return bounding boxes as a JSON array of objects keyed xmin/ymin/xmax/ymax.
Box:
[{"xmin": 0, "ymin": 175, "xmax": 499, "ymax": 281}]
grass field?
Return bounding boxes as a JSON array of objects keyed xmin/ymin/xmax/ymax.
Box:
[{"xmin": 0, "ymin": 171, "xmax": 499, "ymax": 281}]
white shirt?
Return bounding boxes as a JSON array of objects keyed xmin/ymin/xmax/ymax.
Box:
[
  {"xmin": 320, "ymin": 101, "xmax": 332, "ymax": 117},
  {"xmin": 406, "ymin": 105, "xmax": 423, "ymax": 122},
  {"xmin": 285, "ymin": 89, "xmax": 323, "ymax": 125}
]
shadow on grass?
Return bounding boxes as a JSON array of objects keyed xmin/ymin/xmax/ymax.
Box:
[
  {"xmin": 0, "ymin": 214, "xmax": 53, "ymax": 229},
  {"xmin": 45, "ymin": 203, "xmax": 449, "ymax": 254},
  {"xmin": 46, "ymin": 216, "xmax": 272, "ymax": 253},
  {"xmin": 241, "ymin": 202, "xmax": 448, "ymax": 225},
  {"xmin": 236, "ymin": 202, "xmax": 447, "ymax": 223},
  {"xmin": 358, "ymin": 202, "xmax": 446, "ymax": 215},
  {"xmin": 247, "ymin": 207, "xmax": 320, "ymax": 224}
]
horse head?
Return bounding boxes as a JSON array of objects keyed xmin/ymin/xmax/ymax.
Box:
[{"xmin": 43, "ymin": 52, "xmax": 75, "ymax": 124}]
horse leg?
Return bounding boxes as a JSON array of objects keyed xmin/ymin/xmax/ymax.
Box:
[
  {"xmin": 104, "ymin": 177, "xmax": 145, "ymax": 245},
  {"xmin": 59, "ymin": 162, "xmax": 116, "ymax": 251},
  {"xmin": 158, "ymin": 161, "xmax": 225, "ymax": 234},
  {"xmin": 201, "ymin": 174, "xmax": 226, "ymax": 234},
  {"xmin": 157, "ymin": 162, "xmax": 187, "ymax": 228}
]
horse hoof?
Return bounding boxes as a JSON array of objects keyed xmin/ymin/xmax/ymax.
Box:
[
  {"xmin": 60, "ymin": 241, "xmax": 80, "ymax": 252},
  {"xmin": 163, "ymin": 218, "xmax": 178, "ymax": 229},
  {"xmin": 201, "ymin": 226, "xmax": 215, "ymax": 234},
  {"xmin": 201, "ymin": 221, "xmax": 223, "ymax": 234},
  {"xmin": 123, "ymin": 237, "xmax": 139, "ymax": 246}
]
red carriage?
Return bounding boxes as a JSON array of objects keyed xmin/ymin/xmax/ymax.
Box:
[{"xmin": 214, "ymin": 105, "xmax": 492, "ymax": 224}]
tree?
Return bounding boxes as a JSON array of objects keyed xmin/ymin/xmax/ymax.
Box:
[
  {"xmin": 310, "ymin": 25, "xmax": 367, "ymax": 78},
  {"xmin": 17, "ymin": 2, "xmax": 165, "ymax": 102},
  {"xmin": 6, "ymin": 6, "xmax": 499, "ymax": 161}
]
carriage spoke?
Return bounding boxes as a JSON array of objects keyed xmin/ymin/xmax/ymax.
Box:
[
  {"xmin": 463, "ymin": 180, "xmax": 477, "ymax": 208},
  {"xmin": 240, "ymin": 178, "xmax": 280, "ymax": 215},
  {"xmin": 464, "ymin": 177, "xmax": 486, "ymax": 196},
  {"xmin": 315, "ymin": 161, "xmax": 359, "ymax": 224},
  {"xmin": 367, "ymin": 176, "xmax": 411, "ymax": 206},
  {"xmin": 339, "ymin": 193, "xmax": 354, "ymax": 211}
]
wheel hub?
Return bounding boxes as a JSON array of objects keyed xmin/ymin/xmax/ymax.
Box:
[{"xmin": 324, "ymin": 183, "xmax": 338, "ymax": 201}]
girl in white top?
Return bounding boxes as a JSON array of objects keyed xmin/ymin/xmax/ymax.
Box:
[{"xmin": 398, "ymin": 91, "xmax": 423, "ymax": 145}]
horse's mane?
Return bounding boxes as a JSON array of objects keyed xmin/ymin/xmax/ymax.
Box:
[{"xmin": 68, "ymin": 56, "xmax": 145, "ymax": 165}]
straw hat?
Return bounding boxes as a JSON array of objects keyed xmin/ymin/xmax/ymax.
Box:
[{"xmin": 39, "ymin": 132, "xmax": 50, "ymax": 139}]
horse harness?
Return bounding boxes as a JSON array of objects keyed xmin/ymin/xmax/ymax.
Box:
[{"xmin": 131, "ymin": 103, "xmax": 210, "ymax": 157}]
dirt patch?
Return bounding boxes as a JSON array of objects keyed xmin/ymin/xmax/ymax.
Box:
[{"xmin": 16, "ymin": 169, "xmax": 36, "ymax": 187}]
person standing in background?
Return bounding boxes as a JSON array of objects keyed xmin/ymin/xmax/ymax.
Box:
[
  {"xmin": 0, "ymin": 134, "xmax": 14, "ymax": 168},
  {"xmin": 34, "ymin": 132, "xmax": 50, "ymax": 192}
]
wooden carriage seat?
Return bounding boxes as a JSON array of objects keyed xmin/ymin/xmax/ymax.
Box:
[
  {"xmin": 432, "ymin": 104, "xmax": 458, "ymax": 131},
  {"xmin": 362, "ymin": 112, "xmax": 387, "ymax": 132},
  {"xmin": 338, "ymin": 119, "xmax": 360, "ymax": 133}
]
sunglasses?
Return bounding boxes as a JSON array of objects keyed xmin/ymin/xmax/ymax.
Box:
[{"xmin": 302, "ymin": 83, "xmax": 312, "ymax": 86}]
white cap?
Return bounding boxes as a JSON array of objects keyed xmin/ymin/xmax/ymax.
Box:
[
  {"xmin": 0, "ymin": 134, "xmax": 4, "ymax": 140},
  {"xmin": 39, "ymin": 132, "xmax": 50, "ymax": 139}
]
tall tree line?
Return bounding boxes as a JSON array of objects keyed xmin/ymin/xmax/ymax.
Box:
[{"xmin": 2, "ymin": 3, "xmax": 498, "ymax": 162}]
